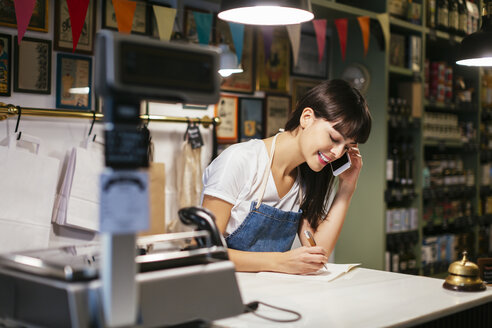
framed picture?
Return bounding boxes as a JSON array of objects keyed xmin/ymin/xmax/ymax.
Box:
[
  {"xmin": 214, "ymin": 95, "xmax": 238, "ymax": 143},
  {"xmin": 256, "ymin": 27, "xmax": 290, "ymax": 93},
  {"xmin": 183, "ymin": 6, "xmax": 212, "ymax": 43},
  {"xmin": 0, "ymin": 34, "xmax": 12, "ymax": 96},
  {"xmin": 56, "ymin": 54, "xmax": 92, "ymax": 110},
  {"xmin": 291, "ymin": 32, "xmax": 330, "ymax": 79},
  {"xmin": 14, "ymin": 37, "xmax": 51, "ymax": 94},
  {"xmin": 54, "ymin": 0, "xmax": 96, "ymax": 54},
  {"xmin": 102, "ymin": 0, "xmax": 149, "ymax": 35},
  {"xmin": 265, "ymin": 94, "xmax": 290, "ymax": 137},
  {"xmin": 219, "ymin": 25, "xmax": 255, "ymax": 94},
  {"xmin": 0, "ymin": 0, "xmax": 48, "ymax": 32},
  {"xmin": 291, "ymin": 79, "xmax": 319, "ymax": 112},
  {"xmin": 239, "ymin": 97, "xmax": 263, "ymax": 141}
]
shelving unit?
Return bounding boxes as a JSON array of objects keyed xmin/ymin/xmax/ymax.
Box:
[{"xmin": 327, "ymin": 0, "xmax": 489, "ymax": 275}]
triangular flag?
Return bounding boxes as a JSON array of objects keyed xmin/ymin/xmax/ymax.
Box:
[
  {"xmin": 14, "ymin": 0, "xmax": 36, "ymax": 43},
  {"xmin": 66, "ymin": 0, "xmax": 90, "ymax": 52},
  {"xmin": 313, "ymin": 19, "xmax": 327, "ymax": 63},
  {"xmin": 112, "ymin": 0, "xmax": 137, "ymax": 34},
  {"xmin": 357, "ymin": 16, "xmax": 370, "ymax": 56},
  {"xmin": 376, "ymin": 13, "xmax": 390, "ymax": 53},
  {"xmin": 153, "ymin": 6, "xmax": 176, "ymax": 41},
  {"xmin": 228, "ymin": 22, "xmax": 244, "ymax": 64},
  {"xmin": 334, "ymin": 18, "xmax": 348, "ymax": 61},
  {"xmin": 286, "ymin": 24, "xmax": 301, "ymax": 66},
  {"xmin": 261, "ymin": 26, "xmax": 274, "ymax": 63},
  {"xmin": 193, "ymin": 12, "xmax": 213, "ymax": 45}
]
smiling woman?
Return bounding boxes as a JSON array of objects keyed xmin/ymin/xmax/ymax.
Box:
[{"xmin": 201, "ymin": 79, "xmax": 372, "ymax": 275}]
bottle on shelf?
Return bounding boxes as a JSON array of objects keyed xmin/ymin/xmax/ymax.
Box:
[
  {"xmin": 437, "ymin": 0, "xmax": 449, "ymax": 31},
  {"xmin": 448, "ymin": 0, "xmax": 460, "ymax": 33},
  {"xmin": 428, "ymin": 0, "xmax": 437, "ymax": 28},
  {"xmin": 458, "ymin": 0, "xmax": 468, "ymax": 36}
]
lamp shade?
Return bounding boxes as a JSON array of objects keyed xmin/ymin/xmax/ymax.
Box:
[
  {"xmin": 218, "ymin": 0, "xmax": 314, "ymax": 26},
  {"xmin": 218, "ymin": 44, "xmax": 243, "ymax": 77},
  {"xmin": 457, "ymin": 3, "xmax": 492, "ymax": 66}
]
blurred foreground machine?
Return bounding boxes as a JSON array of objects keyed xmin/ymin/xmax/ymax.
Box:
[{"xmin": 0, "ymin": 31, "xmax": 244, "ymax": 327}]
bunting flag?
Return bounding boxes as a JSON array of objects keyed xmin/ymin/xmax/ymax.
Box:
[
  {"xmin": 312, "ymin": 19, "xmax": 327, "ymax": 63},
  {"xmin": 334, "ymin": 18, "xmax": 348, "ymax": 61},
  {"xmin": 261, "ymin": 26, "xmax": 274, "ymax": 63},
  {"xmin": 153, "ymin": 6, "xmax": 176, "ymax": 41},
  {"xmin": 286, "ymin": 24, "xmax": 301, "ymax": 66},
  {"xmin": 357, "ymin": 16, "xmax": 370, "ymax": 56},
  {"xmin": 376, "ymin": 13, "xmax": 390, "ymax": 52},
  {"xmin": 193, "ymin": 12, "xmax": 213, "ymax": 45},
  {"xmin": 112, "ymin": 0, "xmax": 137, "ymax": 34},
  {"xmin": 66, "ymin": 0, "xmax": 90, "ymax": 52},
  {"xmin": 228, "ymin": 22, "xmax": 244, "ymax": 64},
  {"xmin": 14, "ymin": 0, "xmax": 36, "ymax": 44}
]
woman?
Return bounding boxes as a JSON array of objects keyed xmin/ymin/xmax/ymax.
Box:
[{"xmin": 202, "ymin": 79, "xmax": 372, "ymax": 274}]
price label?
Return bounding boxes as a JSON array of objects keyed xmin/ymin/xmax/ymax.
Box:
[{"xmin": 188, "ymin": 124, "xmax": 204, "ymax": 149}]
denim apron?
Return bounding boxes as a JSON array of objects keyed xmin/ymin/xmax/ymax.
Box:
[{"xmin": 225, "ymin": 134, "xmax": 302, "ymax": 252}]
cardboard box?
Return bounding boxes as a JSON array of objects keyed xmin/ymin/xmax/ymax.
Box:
[{"xmin": 398, "ymin": 82, "xmax": 423, "ymax": 118}]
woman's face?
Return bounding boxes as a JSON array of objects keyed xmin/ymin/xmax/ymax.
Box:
[{"xmin": 300, "ymin": 111, "xmax": 356, "ymax": 172}]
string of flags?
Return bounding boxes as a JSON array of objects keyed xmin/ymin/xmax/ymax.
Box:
[{"xmin": 13, "ymin": 0, "xmax": 382, "ymax": 64}]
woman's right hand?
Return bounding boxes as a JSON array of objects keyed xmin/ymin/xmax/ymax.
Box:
[{"xmin": 278, "ymin": 246, "xmax": 328, "ymax": 274}]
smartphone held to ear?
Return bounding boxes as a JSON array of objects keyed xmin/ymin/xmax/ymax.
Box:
[{"xmin": 330, "ymin": 152, "xmax": 351, "ymax": 176}]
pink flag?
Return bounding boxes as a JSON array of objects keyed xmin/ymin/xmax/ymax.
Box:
[
  {"xmin": 14, "ymin": 0, "xmax": 36, "ymax": 44},
  {"xmin": 66, "ymin": 0, "xmax": 90, "ymax": 52},
  {"xmin": 312, "ymin": 19, "xmax": 327, "ymax": 63},
  {"xmin": 334, "ymin": 18, "xmax": 348, "ymax": 61}
]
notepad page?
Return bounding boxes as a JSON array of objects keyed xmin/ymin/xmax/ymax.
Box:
[{"xmin": 257, "ymin": 263, "xmax": 361, "ymax": 282}]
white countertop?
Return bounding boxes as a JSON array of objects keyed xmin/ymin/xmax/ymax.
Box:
[{"xmin": 214, "ymin": 267, "xmax": 492, "ymax": 328}]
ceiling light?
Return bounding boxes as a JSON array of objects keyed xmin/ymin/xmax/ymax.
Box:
[
  {"xmin": 456, "ymin": 1, "xmax": 492, "ymax": 66},
  {"xmin": 218, "ymin": 0, "xmax": 314, "ymax": 26},
  {"xmin": 218, "ymin": 44, "xmax": 243, "ymax": 77}
]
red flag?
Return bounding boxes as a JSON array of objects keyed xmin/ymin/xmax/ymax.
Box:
[
  {"xmin": 66, "ymin": 0, "xmax": 90, "ymax": 52},
  {"xmin": 14, "ymin": 0, "xmax": 36, "ymax": 44},
  {"xmin": 357, "ymin": 16, "xmax": 370, "ymax": 56},
  {"xmin": 312, "ymin": 19, "xmax": 327, "ymax": 63},
  {"xmin": 334, "ymin": 18, "xmax": 348, "ymax": 61},
  {"xmin": 112, "ymin": 0, "xmax": 137, "ymax": 34}
]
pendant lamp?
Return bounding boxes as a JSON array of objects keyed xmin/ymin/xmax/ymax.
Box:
[
  {"xmin": 218, "ymin": 44, "xmax": 243, "ymax": 77},
  {"xmin": 456, "ymin": 1, "xmax": 492, "ymax": 66},
  {"xmin": 218, "ymin": 0, "xmax": 314, "ymax": 26}
]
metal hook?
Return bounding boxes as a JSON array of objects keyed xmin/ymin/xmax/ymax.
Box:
[
  {"xmin": 88, "ymin": 110, "xmax": 96, "ymax": 136},
  {"xmin": 15, "ymin": 106, "xmax": 22, "ymax": 140},
  {"xmin": 184, "ymin": 117, "xmax": 191, "ymax": 140}
]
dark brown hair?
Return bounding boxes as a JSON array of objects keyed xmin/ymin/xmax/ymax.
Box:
[{"xmin": 285, "ymin": 79, "xmax": 372, "ymax": 230}]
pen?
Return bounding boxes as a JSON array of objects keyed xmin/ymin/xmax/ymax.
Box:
[{"xmin": 304, "ymin": 230, "xmax": 328, "ymax": 270}]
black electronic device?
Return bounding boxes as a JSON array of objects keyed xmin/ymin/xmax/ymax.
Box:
[{"xmin": 330, "ymin": 152, "xmax": 352, "ymax": 176}]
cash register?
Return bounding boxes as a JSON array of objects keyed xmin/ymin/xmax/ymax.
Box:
[{"xmin": 0, "ymin": 31, "xmax": 244, "ymax": 327}]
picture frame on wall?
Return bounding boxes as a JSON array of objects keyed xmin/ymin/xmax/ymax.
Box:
[
  {"xmin": 219, "ymin": 24, "xmax": 255, "ymax": 94},
  {"xmin": 291, "ymin": 32, "xmax": 330, "ymax": 79},
  {"xmin": 56, "ymin": 54, "xmax": 92, "ymax": 110},
  {"xmin": 54, "ymin": 0, "xmax": 96, "ymax": 55},
  {"xmin": 102, "ymin": 0, "xmax": 149, "ymax": 35},
  {"xmin": 239, "ymin": 97, "xmax": 263, "ymax": 141},
  {"xmin": 214, "ymin": 95, "xmax": 238, "ymax": 143},
  {"xmin": 256, "ymin": 27, "xmax": 290, "ymax": 93},
  {"xmin": 265, "ymin": 94, "xmax": 290, "ymax": 137},
  {"xmin": 291, "ymin": 79, "xmax": 319, "ymax": 112},
  {"xmin": 14, "ymin": 37, "xmax": 51, "ymax": 94},
  {"xmin": 0, "ymin": 34, "xmax": 12, "ymax": 97},
  {"xmin": 0, "ymin": 0, "xmax": 48, "ymax": 33}
]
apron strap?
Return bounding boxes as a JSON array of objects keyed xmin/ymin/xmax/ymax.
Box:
[{"xmin": 255, "ymin": 133, "xmax": 279, "ymax": 209}]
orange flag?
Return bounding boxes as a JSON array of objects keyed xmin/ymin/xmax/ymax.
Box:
[
  {"xmin": 112, "ymin": 0, "xmax": 136, "ymax": 34},
  {"xmin": 357, "ymin": 16, "xmax": 370, "ymax": 56}
]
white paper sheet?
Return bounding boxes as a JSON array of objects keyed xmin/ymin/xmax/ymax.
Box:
[{"xmin": 257, "ymin": 263, "xmax": 361, "ymax": 282}]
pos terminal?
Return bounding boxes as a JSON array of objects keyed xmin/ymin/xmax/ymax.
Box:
[{"xmin": 0, "ymin": 31, "xmax": 244, "ymax": 327}]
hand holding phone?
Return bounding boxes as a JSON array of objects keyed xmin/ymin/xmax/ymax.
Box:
[{"xmin": 330, "ymin": 152, "xmax": 351, "ymax": 176}]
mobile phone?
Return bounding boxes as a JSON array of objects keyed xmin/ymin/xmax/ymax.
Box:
[{"xmin": 330, "ymin": 152, "xmax": 351, "ymax": 176}]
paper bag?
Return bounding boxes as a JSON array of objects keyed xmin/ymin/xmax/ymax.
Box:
[
  {"xmin": 0, "ymin": 133, "xmax": 60, "ymax": 253},
  {"xmin": 139, "ymin": 162, "xmax": 166, "ymax": 236}
]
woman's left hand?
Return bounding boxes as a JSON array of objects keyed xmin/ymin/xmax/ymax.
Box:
[{"xmin": 337, "ymin": 145, "xmax": 362, "ymax": 193}]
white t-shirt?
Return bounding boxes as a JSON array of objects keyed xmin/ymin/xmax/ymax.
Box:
[{"xmin": 202, "ymin": 139, "xmax": 301, "ymax": 235}]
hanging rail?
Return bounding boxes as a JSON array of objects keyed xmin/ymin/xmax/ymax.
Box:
[{"xmin": 0, "ymin": 103, "xmax": 220, "ymax": 128}]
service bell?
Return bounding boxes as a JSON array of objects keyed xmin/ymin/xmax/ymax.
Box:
[{"xmin": 443, "ymin": 251, "xmax": 486, "ymax": 292}]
